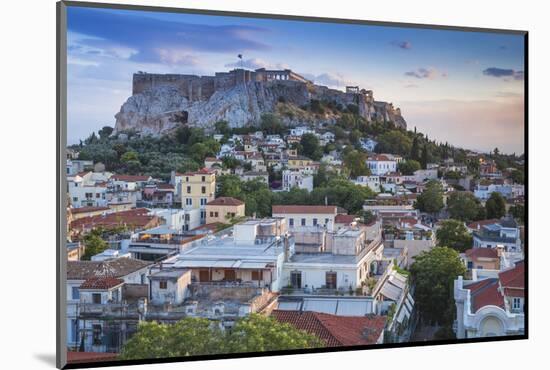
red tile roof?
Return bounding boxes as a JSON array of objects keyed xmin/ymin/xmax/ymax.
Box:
[
  {"xmin": 465, "ymin": 278, "xmax": 505, "ymax": 312},
  {"xmin": 67, "ymin": 351, "xmax": 118, "ymax": 364},
  {"xmin": 465, "ymin": 248, "xmax": 499, "ymax": 260},
  {"xmin": 272, "ymin": 310, "xmax": 386, "ymax": 346},
  {"xmin": 71, "ymin": 206, "xmax": 110, "ymax": 214},
  {"xmin": 334, "ymin": 214, "xmax": 358, "ymax": 224},
  {"xmin": 272, "ymin": 205, "xmax": 338, "ymax": 215},
  {"xmin": 499, "ymin": 261, "xmax": 525, "ymax": 297},
  {"xmin": 207, "ymin": 197, "xmax": 245, "ymax": 206},
  {"xmin": 70, "ymin": 208, "xmax": 160, "ymax": 231},
  {"xmin": 467, "ymin": 219, "xmax": 500, "ymax": 230},
  {"xmin": 80, "ymin": 277, "xmax": 124, "ymax": 290}
]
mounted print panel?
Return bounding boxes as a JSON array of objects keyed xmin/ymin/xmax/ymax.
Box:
[{"xmin": 57, "ymin": 1, "xmax": 527, "ymax": 368}]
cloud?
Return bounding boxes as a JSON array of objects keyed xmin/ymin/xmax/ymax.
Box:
[
  {"xmin": 67, "ymin": 7, "xmax": 270, "ymax": 65},
  {"xmin": 391, "ymin": 41, "xmax": 412, "ymax": 50},
  {"xmin": 482, "ymin": 67, "xmax": 524, "ymax": 80},
  {"xmin": 225, "ymin": 58, "xmax": 288, "ymax": 70},
  {"xmin": 494, "ymin": 91, "xmax": 522, "ymax": 98},
  {"xmin": 404, "ymin": 67, "xmax": 447, "ymax": 79},
  {"xmin": 404, "ymin": 84, "xmax": 419, "ymax": 89}
]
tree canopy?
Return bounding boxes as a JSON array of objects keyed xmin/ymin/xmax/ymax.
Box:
[
  {"xmin": 447, "ymin": 191, "xmax": 485, "ymax": 222},
  {"xmin": 410, "ymin": 247, "xmax": 466, "ymax": 325},
  {"xmin": 119, "ymin": 314, "xmax": 322, "ymax": 360},
  {"xmin": 485, "ymin": 192, "xmax": 506, "ymax": 219},
  {"xmin": 414, "ymin": 180, "xmax": 444, "ymax": 214},
  {"xmin": 436, "ymin": 219, "xmax": 473, "ymax": 252}
]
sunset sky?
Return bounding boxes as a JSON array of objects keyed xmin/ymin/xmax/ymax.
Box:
[{"xmin": 66, "ymin": 6, "xmax": 525, "ymax": 153}]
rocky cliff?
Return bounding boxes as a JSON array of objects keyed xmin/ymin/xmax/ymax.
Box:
[{"xmin": 114, "ymin": 75, "xmax": 406, "ymax": 135}]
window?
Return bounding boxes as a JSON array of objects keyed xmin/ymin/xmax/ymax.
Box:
[
  {"xmin": 301, "ymin": 218, "xmax": 306, "ymax": 226},
  {"xmin": 73, "ymin": 197, "xmax": 78, "ymax": 202},
  {"xmin": 201, "ymin": 186, "xmax": 206, "ymax": 194},
  {"xmin": 71, "ymin": 287, "xmax": 80, "ymax": 300},
  {"xmin": 313, "ymin": 218, "xmax": 318, "ymax": 226},
  {"xmin": 210, "ymin": 211, "xmax": 214, "ymax": 217},
  {"xmin": 140, "ymin": 274, "xmax": 146, "ymax": 285},
  {"xmin": 186, "ymin": 186, "xmax": 191, "ymax": 194},
  {"xmin": 185, "ymin": 176, "xmax": 189, "ymax": 182},
  {"xmin": 512, "ymin": 297, "xmax": 522, "ymax": 312},
  {"xmin": 70, "ymin": 319, "xmax": 77, "ymax": 342},
  {"xmin": 326, "ymin": 272, "xmax": 337, "ymax": 289},
  {"xmin": 214, "ymin": 212, "xmax": 219, "ymax": 217},
  {"xmin": 325, "ymin": 218, "xmax": 329, "ymax": 225},
  {"xmin": 201, "ymin": 198, "xmax": 207, "ymax": 206},
  {"xmin": 467, "ymin": 261, "xmax": 473, "ymax": 269},
  {"xmin": 290, "ymin": 271, "xmax": 302, "ymax": 289},
  {"xmin": 95, "ymin": 193, "xmax": 100, "ymax": 198},
  {"xmin": 92, "ymin": 293, "xmax": 102, "ymax": 304},
  {"xmin": 186, "ymin": 198, "xmax": 192, "ymax": 206},
  {"xmin": 289, "ymin": 218, "xmax": 294, "ymax": 227},
  {"xmin": 201, "ymin": 176, "xmax": 206, "ymax": 182},
  {"xmin": 159, "ymin": 280, "xmax": 168, "ymax": 289},
  {"xmin": 92, "ymin": 324, "xmax": 102, "ymax": 345}
]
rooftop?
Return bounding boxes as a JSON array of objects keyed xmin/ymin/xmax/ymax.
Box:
[
  {"xmin": 206, "ymin": 197, "xmax": 245, "ymax": 206},
  {"xmin": 272, "ymin": 310, "xmax": 386, "ymax": 346},
  {"xmin": 465, "ymin": 278, "xmax": 504, "ymax": 312},
  {"xmin": 80, "ymin": 277, "xmax": 124, "ymax": 290},
  {"xmin": 67, "ymin": 258, "xmax": 152, "ymax": 280},
  {"xmin": 272, "ymin": 205, "xmax": 338, "ymax": 215}
]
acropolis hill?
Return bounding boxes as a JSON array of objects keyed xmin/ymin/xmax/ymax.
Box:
[{"xmin": 114, "ymin": 68, "xmax": 406, "ymax": 135}]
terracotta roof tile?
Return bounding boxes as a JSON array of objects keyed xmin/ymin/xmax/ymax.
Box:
[
  {"xmin": 80, "ymin": 277, "xmax": 124, "ymax": 290},
  {"xmin": 272, "ymin": 310, "xmax": 386, "ymax": 346},
  {"xmin": 465, "ymin": 278, "xmax": 505, "ymax": 312},
  {"xmin": 465, "ymin": 248, "xmax": 499, "ymax": 259}
]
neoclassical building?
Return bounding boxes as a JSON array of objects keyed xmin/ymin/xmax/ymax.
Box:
[{"xmin": 454, "ymin": 261, "xmax": 524, "ymax": 338}]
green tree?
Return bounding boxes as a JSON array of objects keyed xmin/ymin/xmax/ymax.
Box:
[
  {"xmin": 260, "ymin": 113, "xmax": 284, "ymax": 135},
  {"xmin": 398, "ymin": 160, "xmax": 421, "ymax": 175},
  {"xmin": 447, "ymin": 192, "xmax": 485, "ymax": 222},
  {"xmin": 410, "ymin": 247, "xmax": 466, "ymax": 325},
  {"xmin": 436, "ymin": 219, "xmax": 473, "ymax": 252},
  {"xmin": 343, "ymin": 150, "xmax": 370, "ymax": 178},
  {"xmin": 225, "ymin": 314, "xmax": 323, "ymax": 353},
  {"xmin": 421, "ymin": 143, "xmax": 429, "ymax": 169},
  {"xmin": 119, "ymin": 315, "xmax": 321, "ymax": 360},
  {"xmin": 485, "ymin": 192, "xmax": 506, "ymax": 219},
  {"xmin": 214, "ymin": 120, "xmax": 231, "ymax": 135},
  {"xmin": 98, "ymin": 126, "xmax": 114, "ymax": 140},
  {"xmin": 120, "ymin": 150, "xmax": 139, "ymax": 163},
  {"xmin": 410, "ymin": 136, "xmax": 420, "ymax": 161},
  {"xmin": 120, "ymin": 318, "xmax": 224, "ymax": 359},
  {"xmin": 81, "ymin": 229, "xmax": 109, "ymax": 260},
  {"xmin": 414, "ymin": 180, "xmax": 444, "ymax": 214},
  {"xmin": 375, "ymin": 130, "xmax": 412, "ymax": 156},
  {"xmin": 510, "ymin": 169, "xmax": 524, "ymax": 184},
  {"xmin": 510, "ymin": 204, "xmax": 525, "ymax": 223},
  {"xmin": 300, "ymin": 133, "xmax": 322, "ymax": 160}
]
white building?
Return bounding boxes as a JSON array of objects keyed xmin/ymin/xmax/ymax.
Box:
[
  {"xmin": 472, "ymin": 219, "xmax": 522, "ymax": 252},
  {"xmin": 454, "ymin": 261, "xmax": 524, "ymax": 339},
  {"xmin": 68, "ymin": 171, "xmax": 110, "ymax": 208},
  {"xmin": 354, "ymin": 175, "xmax": 381, "ymax": 192},
  {"xmin": 282, "ymin": 169, "xmax": 314, "ymax": 192},
  {"xmin": 474, "ymin": 183, "xmax": 525, "ymax": 200},
  {"xmin": 272, "ymin": 205, "xmax": 339, "ymax": 231},
  {"xmin": 148, "ymin": 208, "xmax": 202, "ymax": 232},
  {"xmin": 289, "ymin": 126, "xmax": 315, "ymax": 136},
  {"xmin": 172, "ymin": 218, "xmax": 291, "ymax": 292},
  {"xmin": 367, "ymin": 154, "xmax": 398, "ymax": 176},
  {"xmin": 66, "ymin": 258, "xmax": 151, "ymax": 351}
]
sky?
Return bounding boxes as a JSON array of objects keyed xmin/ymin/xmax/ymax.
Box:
[{"xmin": 66, "ymin": 6, "xmax": 525, "ymax": 154}]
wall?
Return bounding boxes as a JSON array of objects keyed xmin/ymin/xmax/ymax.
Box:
[{"xmin": 206, "ymin": 203, "xmax": 245, "ymax": 224}]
